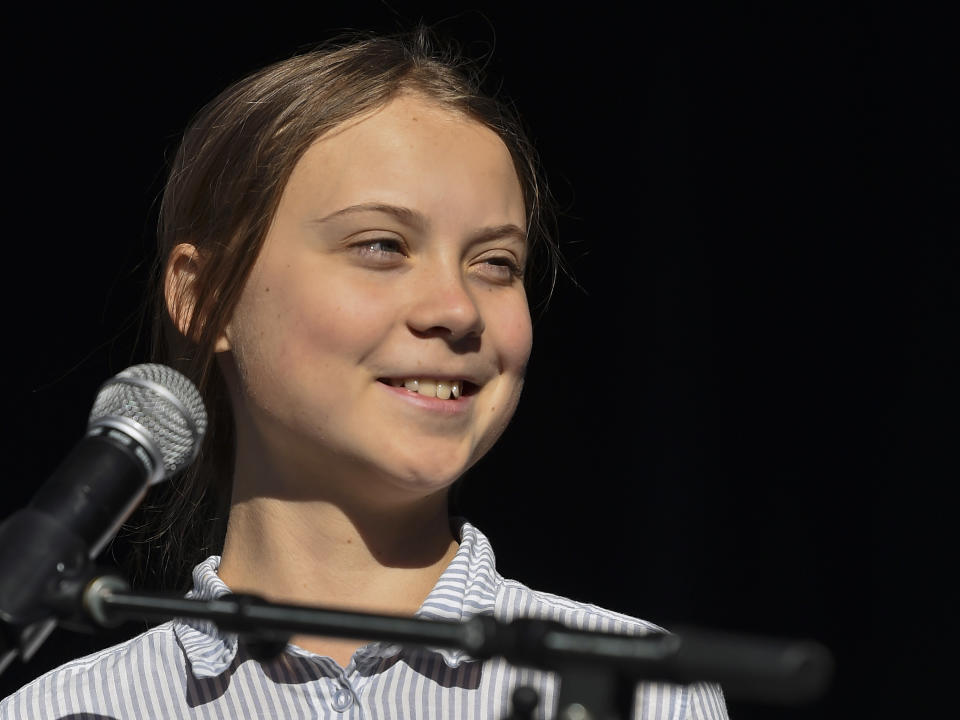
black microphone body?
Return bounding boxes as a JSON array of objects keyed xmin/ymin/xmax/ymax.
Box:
[
  {"xmin": 0, "ymin": 430, "xmax": 155, "ymax": 629},
  {"xmin": 31, "ymin": 427, "xmax": 157, "ymax": 558},
  {"xmin": 0, "ymin": 364, "xmax": 206, "ymax": 674}
]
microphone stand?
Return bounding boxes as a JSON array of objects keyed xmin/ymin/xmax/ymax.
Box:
[{"xmin": 4, "ymin": 562, "xmax": 835, "ymax": 720}]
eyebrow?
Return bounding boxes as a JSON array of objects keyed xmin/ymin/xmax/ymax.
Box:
[
  {"xmin": 313, "ymin": 202, "xmax": 426, "ymax": 230},
  {"xmin": 312, "ymin": 202, "xmax": 527, "ymax": 245}
]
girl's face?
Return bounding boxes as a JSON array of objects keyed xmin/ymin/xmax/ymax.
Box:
[{"xmin": 219, "ymin": 94, "xmax": 532, "ymax": 502}]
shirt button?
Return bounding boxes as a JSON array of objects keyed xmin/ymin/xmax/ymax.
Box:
[{"xmin": 331, "ymin": 685, "xmax": 353, "ymax": 712}]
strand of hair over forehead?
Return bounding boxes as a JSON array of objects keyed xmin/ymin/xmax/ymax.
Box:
[{"xmin": 318, "ymin": 24, "xmax": 488, "ymax": 86}]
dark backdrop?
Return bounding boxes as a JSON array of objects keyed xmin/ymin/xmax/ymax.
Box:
[{"xmin": 2, "ymin": 3, "xmax": 955, "ymax": 718}]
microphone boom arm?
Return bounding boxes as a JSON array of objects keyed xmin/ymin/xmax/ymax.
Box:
[{"xmin": 70, "ymin": 571, "xmax": 832, "ymax": 715}]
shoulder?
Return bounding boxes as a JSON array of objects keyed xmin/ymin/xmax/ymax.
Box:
[
  {"xmin": 457, "ymin": 522, "xmax": 663, "ymax": 636},
  {"xmin": 494, "ymin": 574, "xmax": 666, "ymax": 636},
  {"xmin": 1, "ymin": 623, "xmax": 182, "ymax": 720}
]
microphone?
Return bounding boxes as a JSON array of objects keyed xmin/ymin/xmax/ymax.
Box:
[{"xmin": 0, "ymin": 364, "xmax": 207, "ymax": 672}]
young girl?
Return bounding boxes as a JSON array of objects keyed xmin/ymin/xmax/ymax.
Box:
[{"xmin": 2, "ymin": 29, "xmax": 727, "ymax": 719}]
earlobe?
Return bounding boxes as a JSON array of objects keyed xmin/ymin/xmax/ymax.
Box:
[{"xmin": 214, "ymin": 327, "xmax": 232, "ymax": 353}]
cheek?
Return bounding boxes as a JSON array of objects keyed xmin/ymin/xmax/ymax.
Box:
[
  {"xmin": 292, "ymin": 281, "xmax": 397, "ymax": 361},
  {"xmin": 253, "ymin": 266, "xmax": 388, "ymax": 346},
  {"xmin": 228, "ymin": 281, "xmax": 395, "ymax": 426},
  {"xmin": 493, "ymin": 301, "xmax": 534, "ymax": 376}
]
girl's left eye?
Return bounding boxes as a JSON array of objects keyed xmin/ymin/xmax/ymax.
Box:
[{"xmin": 475, "ymin": 255, "xmax": 523, "ymax": 282}]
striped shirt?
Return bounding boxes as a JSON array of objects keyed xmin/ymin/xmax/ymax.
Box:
[{"xmin": 1, "ymin": 521, "xmax": 727, "ymax": 719}]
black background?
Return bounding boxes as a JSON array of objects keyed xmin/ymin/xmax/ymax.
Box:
[{"xmin": 1, "ymin": 3, "xmax": 956, "ymax": 718}]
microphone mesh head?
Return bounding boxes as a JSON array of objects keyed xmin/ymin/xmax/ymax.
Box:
[{"xmin": 89, "ymin": 363, "xmax": 208, "ymax": 476}]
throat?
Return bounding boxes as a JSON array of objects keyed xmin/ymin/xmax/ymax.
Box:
[{"xmin": 218, "ymin": 499, "xmax": 460, "ymax": 617}]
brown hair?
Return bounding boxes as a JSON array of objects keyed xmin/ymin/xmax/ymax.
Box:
[{"xmin": 123, "ymin": 27, "xmax": 560, "ymax": 592}]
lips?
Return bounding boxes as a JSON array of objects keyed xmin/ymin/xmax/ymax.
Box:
[{"xmin": 378, "ymin": 377, "xmax": 479, "ymax": 400}]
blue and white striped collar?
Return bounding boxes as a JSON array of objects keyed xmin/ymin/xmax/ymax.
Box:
[{"xmin": 172, "ymin": 519, "xmax": 499, "ymax": 678}]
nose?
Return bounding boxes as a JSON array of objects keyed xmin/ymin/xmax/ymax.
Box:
[{"xmin": 406, "ymin": 265, "xmax": 485, "ymax": 342}]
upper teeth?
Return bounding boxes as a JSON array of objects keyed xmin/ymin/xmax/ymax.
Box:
[{"xmin": 390, "ymin": 378, "xmax": 462, "ymax": 399}]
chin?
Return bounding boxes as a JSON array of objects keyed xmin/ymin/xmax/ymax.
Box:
[
  {"xmin": 380, "ymin": 436, "xmax": 477, "ymax": 486},
  {"xmin": 375, "ymin": 450, "xmax": 475, "ymax": 498},
  {"xmin": 385, "ymin": 465, "xmax": 463, "ymax": 496}
]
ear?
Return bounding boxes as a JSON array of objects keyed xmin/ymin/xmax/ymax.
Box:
[{"xmin": 164, "ymin": 243, "xmax": 232, "ymax": 352}]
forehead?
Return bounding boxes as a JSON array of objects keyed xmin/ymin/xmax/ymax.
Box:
[{"xmin": 280, "ymin": 94, "xmax": 526, "ymax": 228}]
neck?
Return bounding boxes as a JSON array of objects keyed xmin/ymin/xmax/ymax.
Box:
[{"xmin": 217, "ymin": 483, "xmax": 458, "ymax": 616}]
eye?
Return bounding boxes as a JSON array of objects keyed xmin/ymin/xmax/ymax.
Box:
[
  {"xmin": 349, "ymin": 237, "xmax": 407, "ymax": 265},
  {"xmin": 356, "ymin": 238, "xmax": 404, "ymax": 256},
  {"xmin": 473, "ymin": 254, "xmax": 524, "ymax": 283}
]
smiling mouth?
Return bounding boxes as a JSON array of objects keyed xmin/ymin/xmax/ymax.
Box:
[{"xmin": 378, "ymin": 377, "xmax": 479, "ymax": 400}]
